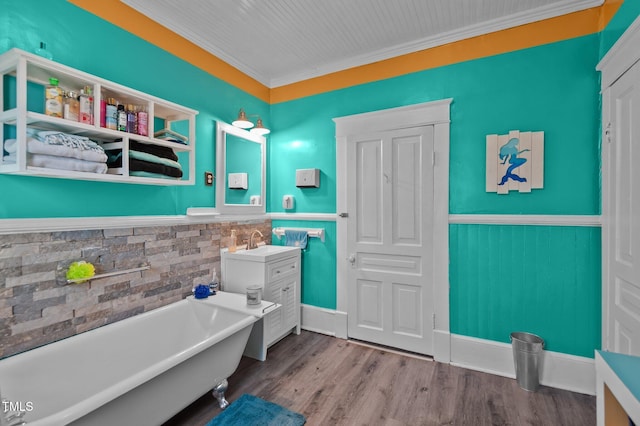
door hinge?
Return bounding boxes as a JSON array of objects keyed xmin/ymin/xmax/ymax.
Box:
[
  {"xmin": 432, "ymin": 313, "xmax": 436, "ymax": 329},
  {"xmin": 432, "ymin": 151, "xmax": 436, "ymax": 166}
]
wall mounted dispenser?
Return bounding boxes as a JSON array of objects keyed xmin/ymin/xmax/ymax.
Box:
[
  {"xmin": 228, "ymin": 172, "xmax": 248, "ymax": 189},
  {"xmin": 296, "ymin": 168, "xmax": 320, "ymax": 188},
  {"xmin": 282, "ymin": 195, "xmax": 294, "ymax": 210}
]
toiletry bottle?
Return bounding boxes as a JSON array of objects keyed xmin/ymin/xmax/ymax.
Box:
[
  {"xmin": 62, "ymin": 90, "xmax": 79, "ymax": 121},
  {"xmin": 209, "ymin": 268, "xmax": 219, "ymax": 294},
  {"xmin": 62, "ymin": 90, "xmax": 70, "ymax": 119},
  {"xmin": 137, "ymin": 106, "xmax": 148, "ymax": 136},
  {"xmin": 229, "ymin": 230, "xmax": 237, "ymax": 253},
  {"xmin": 126, "ymin": 104, "xmax": 137, "ymax": 133},
  {"xmin": 116, "ymin": 104, "xmax": 127, "ymax": 131},
  {"xmin": 44, "ymin": 77, "xmax": 63, "ymax": 117},
  {"xmin": 78, "ymin": 86, "xmax": 93, "ymax": 124},
  {"xmin": 105, "ymin": 98, "xmax": 117, "ymax": 130},
  {"xmin": 99, "ymin": 90, "xmax": 106, "ymax": 128}
]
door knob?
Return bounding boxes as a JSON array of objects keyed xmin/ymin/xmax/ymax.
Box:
[{"xmin": 347, "ymin": 254, "xmax": 356, "ymax": 264}]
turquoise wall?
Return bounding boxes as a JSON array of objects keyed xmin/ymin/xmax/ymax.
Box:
[
  {"xmin": 450, "ymin": 224, "xmax": 601, "ymax": 357},
  {"xmin": 270, "ymin": 35, "xmax": 602, "ymax": 356},
  {"xmin": 0, "ymin": 0, "xmax": 269, "ymax": 218},
  {"xmin": 272, "ymin": 36, "xmax": 601, "ymax": 215},
  {"xmin": 271, "ymin": 220, "xmax": 336, "ymax": 309}
]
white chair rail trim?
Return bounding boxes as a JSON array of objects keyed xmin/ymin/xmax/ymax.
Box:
[{"xmin": 449, "ymin": 214, "xmax": 601, "ymax": 227}]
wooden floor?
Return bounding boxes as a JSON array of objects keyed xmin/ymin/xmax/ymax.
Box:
[{"xmin": 164, "ymin": 331, "xmax": 596, "ymax": 426}]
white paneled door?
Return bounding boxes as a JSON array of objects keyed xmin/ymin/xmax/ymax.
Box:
[
  {"xmin": 603, "ymin": 59, "xmax": 640, "ymax": 355},
  {"xmin": 346, "ymin": 126, "xmax": 434, "ymax": 355}
]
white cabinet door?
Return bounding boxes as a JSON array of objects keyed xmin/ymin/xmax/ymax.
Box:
[
  {"xmin": 265, "ymin": 274, "xmax": 299, "ymax": 346},
  {"xmin": 281, "ymin": 275, "xmax": 299, "ymax": 332},
  {"xmin": 265, "ymin": 280, "xmax": 284, "ymax": 345}
]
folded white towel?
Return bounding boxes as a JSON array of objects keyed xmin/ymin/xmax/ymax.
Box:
[
  {"xmin": 4, "ymin": 139, "xmax": 17, "ymax": 154},
  {"xmin": 5, "ymin": 133, "xmax": 108, "ymax": 163},
  {"xmin": 28, "ymin": 153, "xmax": 108, "ymax": 174},
  {"xmin": 2, "ymin": 153, "xmax": 16, "ymax": 163},
  {"xmin": 27, "ymin": 138, "xmax": 107, "ymax": 163}
]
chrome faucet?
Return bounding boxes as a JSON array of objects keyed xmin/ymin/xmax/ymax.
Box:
[{"xmin": 249, "ymin": 230, "xmax": 264, "ymax": 249}]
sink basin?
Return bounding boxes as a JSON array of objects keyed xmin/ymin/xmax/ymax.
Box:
[{"xmin": 225, "ymin": 245, "xmax": 300, "ymax": 262}]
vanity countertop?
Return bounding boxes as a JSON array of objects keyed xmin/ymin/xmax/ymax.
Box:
[{"xmin": 224, "ymin": 245, "xmax": 300, "ymax": 262}]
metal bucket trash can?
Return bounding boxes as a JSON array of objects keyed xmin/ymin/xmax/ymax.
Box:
[{"xmin": 510, "ymin": 332, "xmax": 544, "ymax": 391}]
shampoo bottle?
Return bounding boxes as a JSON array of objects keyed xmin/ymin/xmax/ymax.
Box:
[
  {"xmin": 126, "ymin": 104, "xmax": 137, "ymax": 133},
  {"xmin": 99, "ymin": 90, "xmax": 107, "ymax": 128},
  {"xmin": 229, "ymin": 230, "xmax": 237, "ymax": 253},
  {"xmin": 105, "ymin": 98, "xmax": 117, "ymax": 130},
  {"xmin": 137, "ymin": 106, "xmax": 148, "ymax": 136},
  {"xmin": 116, "ymin": 104, "xmax": 127, "ymax": 131}
]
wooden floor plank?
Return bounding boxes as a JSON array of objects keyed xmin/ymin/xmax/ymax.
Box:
[{"xmin": 164, "ymin": 331, "xmax": 596, "ymax": 426}]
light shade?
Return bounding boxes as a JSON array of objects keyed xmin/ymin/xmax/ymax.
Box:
[
  {"xmin": 232, "ymin": 109, "xmax": 254, "ymax": 129},
  {"xmin": 250, "ymin": 118, "xmax": 271, "ymax": 135}
]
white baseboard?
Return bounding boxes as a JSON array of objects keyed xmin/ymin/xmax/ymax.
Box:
[
  {"xmin": 300, "ymin": 304, "xmax": 338, "ymax": 336},
  {"xmin": 450, "ymin": 334, "xmax": 595, "ymax": 395}
]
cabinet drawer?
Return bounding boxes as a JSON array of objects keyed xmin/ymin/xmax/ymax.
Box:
[{"xmin": 267, "ymin": 257, "xmax": 299, "ymax": 281}]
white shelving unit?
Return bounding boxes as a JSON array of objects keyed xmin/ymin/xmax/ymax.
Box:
[{"xmin": 0, "ymin": 48, "xmax": 198, "ymax": 185}]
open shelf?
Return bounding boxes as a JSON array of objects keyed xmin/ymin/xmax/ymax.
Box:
[{"xmin": 0, "ymin": 48, "xmax": 198, "ymax": 185}]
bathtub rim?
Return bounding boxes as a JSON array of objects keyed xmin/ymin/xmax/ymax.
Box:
[{"xmin": 1, "ymin": 296, "xmax": 258, "ymax": 426}]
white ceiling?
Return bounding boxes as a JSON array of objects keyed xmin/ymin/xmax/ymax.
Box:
[{"xmin": 122, "ymin": 0, "xmax": 602, "ymax": 88}]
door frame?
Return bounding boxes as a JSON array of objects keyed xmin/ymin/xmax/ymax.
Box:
[
  {"xmin": 597, "ymin": 15, "xmax": 640, "ymax": 352},
  {"xmin": 334, "ymin": 99, "xmax": 452, "ymax": 362}
]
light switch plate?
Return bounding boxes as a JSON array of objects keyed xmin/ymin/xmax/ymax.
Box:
[{"xmin": 204, "ymin": 171, "xmax": 214, "ymax": 186}]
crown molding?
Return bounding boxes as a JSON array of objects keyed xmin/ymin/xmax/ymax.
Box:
[
  {"xmin": 597, "ymin": 14, "xmax": 640, "ymax": 89},
  {"xmin": 270, "ymin": 0, "xmax": 603, "ymax": 88}
]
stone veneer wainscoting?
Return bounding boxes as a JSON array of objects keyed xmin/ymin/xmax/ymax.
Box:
[{"xmin": 0, "ymin": 219, "xmax": 271, "ymax": 359}]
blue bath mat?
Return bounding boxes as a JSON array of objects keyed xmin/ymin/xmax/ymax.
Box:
[{"xmin": 205, "ymin": 394, "xmax": 306, "ymax": 426}]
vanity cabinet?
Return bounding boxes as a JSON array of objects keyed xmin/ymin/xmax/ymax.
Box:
[
  {"xmin": 0, "ymin": 48, "xmax": 197, "ymax": 185},
  {"xmin": 222, "ymin": 246, "xmax": 301, "ymax": 361}
]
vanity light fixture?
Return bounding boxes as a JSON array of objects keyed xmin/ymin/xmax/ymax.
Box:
[
  {"xmin": 232, "ymin": 109, "xmax": 253, "ymax": 129},
  {"xmin": 232, "ymin": 108, "xmax": 270, "ymax": 135},
  {"xmin": 250, "ymin": 118, "xmax": 270, "ymax": 136}
]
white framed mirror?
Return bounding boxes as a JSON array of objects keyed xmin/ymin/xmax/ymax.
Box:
[{"xmin": 215, "ymin": 121, "xmax": 266, "ymax": 214}]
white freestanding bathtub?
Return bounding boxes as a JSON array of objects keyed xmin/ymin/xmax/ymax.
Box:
[{"xmin": 0, "ymin": 293, "xmax": 268, "ymax": 426}]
